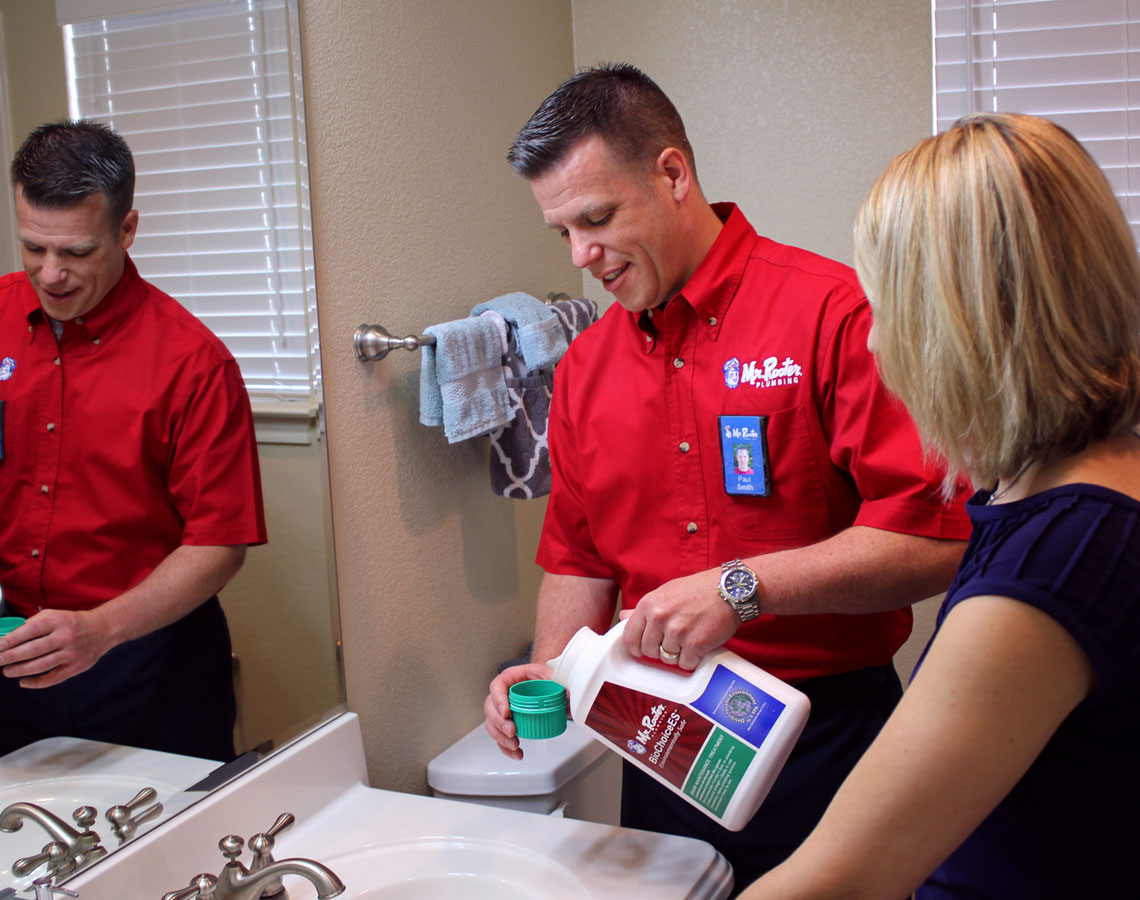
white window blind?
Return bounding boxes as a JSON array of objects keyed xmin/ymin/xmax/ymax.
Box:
[
  {"xmin": 62, "ymin": 0, "xmax": 320, "ymax": 409},
  {"xmin": 934, "ymin": 0, "xmax": 1140, "ymax": 246}
]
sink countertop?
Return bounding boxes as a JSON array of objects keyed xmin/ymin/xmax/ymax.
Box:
[
  {"xmin": 63, "ymin": 714, "xmax": 732, "ymax": 899},
  {"xmin": 277, "ymin": 782, "xmax": 733, "ymax": 899}
]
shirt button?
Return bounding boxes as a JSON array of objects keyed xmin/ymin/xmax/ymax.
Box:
[
  {"xmin": 92, "ymin": 337, "xmax": 101, "ymax": 345},
  {"xmin": 41, "ymin": 485, "xmax": 49, "ymax": 494},
  {"xmin": 673, "ymin": 357, "xmax": 684, "ymax": 369},
  {"xmin": 46, "ymin": 423, "xmax": 56, "ymax": 431},
  {"xmin": 644, "ymin": 334, "xmax": 652, "ymax": 343},
  {"xmin": 686, "ymin": 522, "xmax": 698, "ymax": 534},
  {"xmin": 76, "ymin": 317, "xmax": 84, "ymax": 324},
  {"xmin": 31, "ymin": 549, "xmax": 39, "ymax": 558},
  {"xmin": 679, "ymin": 441, "xmax": 690, "ymax": 453},
  {"xmin": 54, "ymin": 357, "xmax": 61, "ymax": 366},
  {"xmin": 708, "ymin": 316, "xmax": 717, "ymax": 326}
]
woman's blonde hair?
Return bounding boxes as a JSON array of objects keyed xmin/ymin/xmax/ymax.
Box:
[{"xmin": 855, "ymin": 113, "xmax": 1140, "ymax": 494}]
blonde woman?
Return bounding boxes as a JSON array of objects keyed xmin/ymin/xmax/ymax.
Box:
[{"xmin": 741, "ymin": 113, "xmax": 1140, "ymax": 899}]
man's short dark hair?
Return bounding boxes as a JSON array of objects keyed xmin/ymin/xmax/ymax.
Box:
[
  {"xmin": 10, "ymin": 120, "xmax": 135, "ymax": 227},
  {"xmin": 507, "ymin": 63, "xmax": 696, "ymax": 180}
]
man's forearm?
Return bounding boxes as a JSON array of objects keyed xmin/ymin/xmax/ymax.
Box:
[
  {"xmin": 750, "ymin": 526, "xmax": 965, "ymax": 617},
  {"xmin": 531, "ymin": 572, "xmax": 619, "ymax": 664},
  {"xmin": 88, "ymin": 544, "xmax": 247, "ymax": 650}
]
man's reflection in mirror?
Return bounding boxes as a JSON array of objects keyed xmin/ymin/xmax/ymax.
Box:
[{"xmin": 0, "ymin": 120, "xmax": 266, "ymax": 762}]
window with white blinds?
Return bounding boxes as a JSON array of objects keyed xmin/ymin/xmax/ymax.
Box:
[
  {"xmin": 60, "ymin": 0, "xmax": 320, "ymax": 415},
  {"xmin": 934, "ymin": 0, "xmax": 1140, "ymax": 246}
]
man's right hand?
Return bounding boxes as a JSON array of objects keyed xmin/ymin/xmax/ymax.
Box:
[{"xmin": 483, "ymin": 662, "xmax": 554, "ymax": 760}]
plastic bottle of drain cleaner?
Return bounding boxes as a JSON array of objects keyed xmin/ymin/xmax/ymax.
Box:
[{"xmin": 547, "ymin": 619, "xmax": 811, "ymax": 832}]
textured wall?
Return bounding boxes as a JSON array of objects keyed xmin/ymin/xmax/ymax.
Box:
[
  {"xmin": 572, "ymin": 0, "xmax": 932, "ymax": 267},
  {"xmin": 299, "ymin": 0, "xmax": 578, "ymax": 792}
]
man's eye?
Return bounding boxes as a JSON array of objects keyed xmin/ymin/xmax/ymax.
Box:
[{"xmin": 586, "ymin": 212, "xmax": 613, "ymax": 227}]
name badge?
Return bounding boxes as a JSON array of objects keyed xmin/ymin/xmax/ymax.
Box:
[{"xmin": 720, "ymin": 415, "xmax": 770, "ymax": 497}]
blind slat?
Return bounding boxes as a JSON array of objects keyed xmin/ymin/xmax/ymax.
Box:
[
  {"xmin": 66, "ymin": 0, "xmax": 318, "ymax": 401},
  {"xmin": 935, "ymin": 0, "xmax": 1140, "ymax": 250}
]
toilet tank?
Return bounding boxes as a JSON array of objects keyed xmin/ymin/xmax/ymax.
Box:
[{"xmin": 427, "ymin": 721, "xmax": 622, "ymax": 824}]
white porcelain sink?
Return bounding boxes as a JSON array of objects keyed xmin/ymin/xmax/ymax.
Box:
[
  {"xmin": 62, "ymin": 715, "xmax": 733, "ymax": 900},
  {"xmin": 0, "ymin": 738, "xmax": 218, "ymax": 892},
  {"xmin": 325, "ymin": 837, "xmax": 588, "ymax": 899}
]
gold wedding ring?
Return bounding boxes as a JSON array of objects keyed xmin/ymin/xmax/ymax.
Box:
[{"xmin": 659, "ymin": 645, "xmax": 680, "ymax": 661}]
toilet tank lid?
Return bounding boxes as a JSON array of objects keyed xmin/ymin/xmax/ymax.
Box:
[{"xmin": 427, "ymin": 721, "xmax": 608, "ymax": 797}]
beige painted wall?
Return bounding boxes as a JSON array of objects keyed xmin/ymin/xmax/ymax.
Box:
[
  {"xmin": 299, "ymin": 0, "xmax": 577, "ymax": 792},
  {"xmin": 299, "ymin": 0, "xmax": 938, "ymax": 796}
]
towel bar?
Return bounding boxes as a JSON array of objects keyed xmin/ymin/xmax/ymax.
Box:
[
  {"xmin": 354, "ymin": 293, "xmax": 574, "ymax": 362},
  {"xmin": 353, "ymin": 324, "xmax": 435, "ymax": 362}
]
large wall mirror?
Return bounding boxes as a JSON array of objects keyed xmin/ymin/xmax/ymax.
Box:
[{"xmin": 0, "ymin": 0, "xmax": 344, "ymax": 890}]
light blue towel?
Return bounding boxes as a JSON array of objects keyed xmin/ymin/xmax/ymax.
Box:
[
  {"xmin": 471, "ymin": 292, "xmax": 567, "ymax": 370},
  {"xmin": 419, "ymin": 316, "xmax": 512, "ymax": 443}
]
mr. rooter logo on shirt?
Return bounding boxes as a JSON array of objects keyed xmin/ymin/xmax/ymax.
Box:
[{"xmin": 585, "ymin": 681, "xmax": 715, "ymax": 791}]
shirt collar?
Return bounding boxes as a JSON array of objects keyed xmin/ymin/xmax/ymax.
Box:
[
  {"xmin": 24, "ymin": 254, "xmax": 146, "ymax": 346},
  {"xmin": 674, "ymin": 202, "xmax": 758, "ymax": 341}
]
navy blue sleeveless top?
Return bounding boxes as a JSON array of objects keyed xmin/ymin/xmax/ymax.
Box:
[{"xmin": 917, "ymin": 485, "xmax": 1140, "ymax": 899}]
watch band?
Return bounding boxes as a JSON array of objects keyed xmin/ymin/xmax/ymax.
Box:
[{"xmin": 717, "ymin": 558, "xmax": 760, "ymax": 623}]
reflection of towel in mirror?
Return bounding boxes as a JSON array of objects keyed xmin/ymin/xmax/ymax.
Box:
[
  {"xmin": 481, "ymin": 297, "xmax": 598, "ymax": 498},
  {"xmin": 419, "ymin": 315, "xmax": 512, "ymax": 442}
]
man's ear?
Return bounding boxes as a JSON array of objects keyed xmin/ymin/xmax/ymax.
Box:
[
  {"xmin": 119, "ymin": 209, "xmax": 139, "ymax": 252},
  {"xmin": 655, "ymin": 146, "xmax": 693, "ymax": 203}
]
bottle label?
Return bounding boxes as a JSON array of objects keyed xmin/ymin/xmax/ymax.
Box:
[
  {"xmin": 584, "ymin": 666, "xmax": 785, "ymax": 818},
  {"xmin": 691, "ymin": 664, "xmax": 787, "ymax": 749}
]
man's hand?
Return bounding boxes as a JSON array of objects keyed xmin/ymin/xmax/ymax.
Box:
[
  {"xmin": 621, "ymin": 568, "xmax": 740, "ymax": 670},
  {"xmin": 484, "ymin": 662, "xmax": 554, "ymax": 760},
  {"xmin": 0, "ymin": 609, "xmax": 111, "ymax": 688}
]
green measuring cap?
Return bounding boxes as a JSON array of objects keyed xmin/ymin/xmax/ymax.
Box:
[{"xmin": 508, "ymin": 680, "xmax": 567, "ymax": 739}]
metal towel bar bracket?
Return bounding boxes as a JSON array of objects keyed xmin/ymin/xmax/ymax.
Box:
[
  {"xmin": 354, "ymin": 292, "xmax": 573, "ymax": 362},
  {"xmin": 353, "ymin": 324, "xmax": 435, "ymax": 362}
]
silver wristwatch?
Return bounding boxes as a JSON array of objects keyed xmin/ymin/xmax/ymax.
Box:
[{"xmin": 717, "ymin": 558, "xmax": 760, "ymax": 623}]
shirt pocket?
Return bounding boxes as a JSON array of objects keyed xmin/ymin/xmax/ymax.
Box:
[{"xmin": 713, "ymin": 404, "xmax": 829, "ymax": 542}]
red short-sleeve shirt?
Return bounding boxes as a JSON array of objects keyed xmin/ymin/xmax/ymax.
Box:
[
  {"xmin": 537, "ymin": 204, "xmax": 972, "ymax": 682},
  {"xmin": 0, "ymin": 256, "xmax": 266, "ymax": 616}
]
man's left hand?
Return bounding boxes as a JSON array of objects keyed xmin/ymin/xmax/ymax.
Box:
[
  {"xmin": 0, "ymin": 609, "xmax": 109, "ymax": 688},
  {"xmin": 621, "ymin": 568, "xmax": 741, "ymax": 670}
]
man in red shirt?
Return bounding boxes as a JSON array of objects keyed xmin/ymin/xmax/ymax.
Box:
[
  {"xmin": 0, "ymin": 121, "xmax": 266, "ymax": 762},
  {"xmin": 483, "ymin": 65, "xmax": 972, "ymax": 888}
]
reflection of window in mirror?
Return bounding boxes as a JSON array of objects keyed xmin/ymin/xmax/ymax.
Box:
[{"xmin": 62, "ymin": 0, "xmax": 321, "ymax": 444}]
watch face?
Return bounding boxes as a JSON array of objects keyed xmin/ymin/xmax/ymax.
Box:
[{"xmin": 723, "ymin": 567, "xmax": 756, "ymax": 599}]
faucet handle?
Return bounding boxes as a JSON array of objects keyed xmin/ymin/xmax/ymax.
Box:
[
  {"xmin": 108, "ymin": 799, "xmax": 163, "ymax": 844},
  {"xmin": 248, "ymin": 812, "xmax": 295, "ymax": 897},
  {"xmin": 31, "ymin": 875, "xmax": 80, "ymax": 900},
  {"xmin": 71, "ymin": 807, "xmax": 97, "ymax": 832},
  {"xmin": 219, "ymin": 834, "xmax": 247, "ymax": 865},
  {"xmin": 13, "ymin": 841, "xmax": 73, "ymax": 879},
  {"xmin": 106, "ymin": 790, "xmax": 163, "ymax": 844},
  {"xmin": 161, "ymin": 872, "xmax": 219, "ymax": 900},
  {"xmin": 104, "ymin": 787, "xmax": 157, "ymax": 828}
]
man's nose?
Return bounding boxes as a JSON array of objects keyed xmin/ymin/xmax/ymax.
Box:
[
  {"xmin": 40, "ymin": 253, "xmax": 68, "ymax": 285},
  {"xmin": 568, "ymin": 234, "xmax": 601, "ymax": 269}
]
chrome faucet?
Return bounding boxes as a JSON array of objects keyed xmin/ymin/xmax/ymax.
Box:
[
  {"xmin": 0, "ymin": 802, "xmax": 82, "ymax": 847},
  {"xmin": 213, "ymin": 835, "xmax": 344, "ymax": 900},
  {"xmin": 0, "ymin": 803, "xmax": 106, "ymax": 877},
  {"xmin": 161, "ymin": 822, "xmax": 344, "ymax": 900}
]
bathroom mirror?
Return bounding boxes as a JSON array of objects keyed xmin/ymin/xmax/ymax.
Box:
[{"xmin": 0, "ymin": 0, "xmax": 345, "ymax": 890}]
